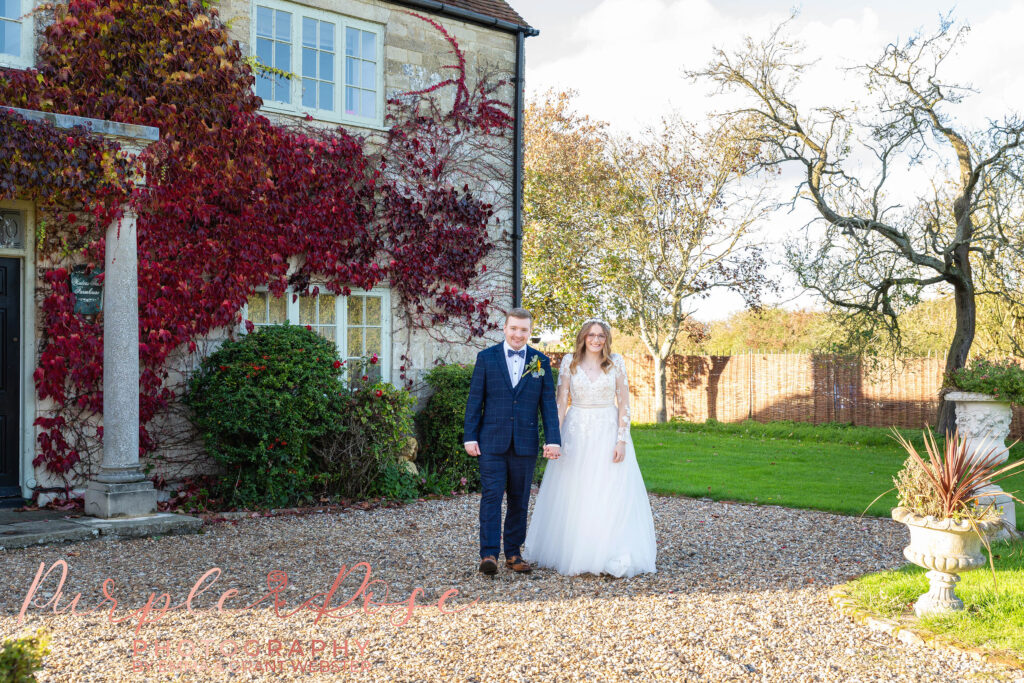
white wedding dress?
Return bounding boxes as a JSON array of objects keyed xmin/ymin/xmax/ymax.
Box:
[{"xmin": 523, "ymin": 353, "xmax": 657, "ymax": 577}]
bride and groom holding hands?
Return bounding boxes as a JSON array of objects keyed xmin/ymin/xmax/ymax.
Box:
[{"xmin": 463, "ymin": 308, "xmax": 657, "ymax": 578}]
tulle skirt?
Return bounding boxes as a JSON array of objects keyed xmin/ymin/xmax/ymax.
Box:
[{"xmin": 523, "ymin": 404, "xmax": 657, "ymax": 577}]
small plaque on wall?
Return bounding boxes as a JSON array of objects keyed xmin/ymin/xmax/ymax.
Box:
[{"xmin": 70, "ymin": 265, "xmax": 104, "ymax": 315}]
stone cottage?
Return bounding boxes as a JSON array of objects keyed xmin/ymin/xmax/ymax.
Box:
[{"xmin": 0, "ymin": 0, "xmax": 538, "ymax": 506}]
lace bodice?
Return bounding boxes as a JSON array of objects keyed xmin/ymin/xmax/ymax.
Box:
[{"xmin": 557, "ymin": 352, "xmax": 631, "ymax": 442}]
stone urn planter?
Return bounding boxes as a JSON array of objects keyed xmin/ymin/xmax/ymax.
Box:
[
  {"xmin": 945, "ymin": 391, "xmax": 1015, "ymax": 532},
  {"xmin": 892, "ymin": 506, "xmax": 1001, "ymax": 617}
]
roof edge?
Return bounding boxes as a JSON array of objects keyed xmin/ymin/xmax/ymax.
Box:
[{"xmin": 385, "ymin": 0, "xmax": 539, "ymax": 36}]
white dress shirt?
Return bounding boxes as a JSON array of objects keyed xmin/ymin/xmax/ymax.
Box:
[{"xmin": 504, "ymin": 340, "xmax": 527, "ymax": 387}]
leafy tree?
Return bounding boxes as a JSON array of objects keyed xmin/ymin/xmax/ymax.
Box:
[
  {"xmin": 604, "ymin": 116, "xmax": 773, "ymax": 421},
  {"xmin": 523, "ymin": 90, "xmax": 612, "ymax": 332},
  {"xmin": 694, "ymin": 14, "xmax": 1024, "ymax": 430}
]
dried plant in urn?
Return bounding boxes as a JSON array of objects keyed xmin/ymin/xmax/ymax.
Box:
[{"xmin": 885, "ymin": 428, "xmax": 1023, "ymax": 616}]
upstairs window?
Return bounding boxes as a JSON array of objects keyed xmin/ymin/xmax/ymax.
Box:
[
  {"xmin": 255, "ymin": 5, "xmax": 292, "ymax": 105},
  {"xmin": 252, "ymin": 1, "xmax": 382, "ymax": 126},
  {"xmin": 0, "ymin": 0, "xmax": 33, "ymax": 69}
]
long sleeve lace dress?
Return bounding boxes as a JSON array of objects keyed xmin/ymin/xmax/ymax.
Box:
[{"xmin": 522, "ymin": 353, "xmax": 657, "ymax": 577}]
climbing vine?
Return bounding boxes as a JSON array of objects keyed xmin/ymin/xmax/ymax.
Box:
[{"xmin": 0, "ymin": 0, "xmax": 512, "ymax": 488}]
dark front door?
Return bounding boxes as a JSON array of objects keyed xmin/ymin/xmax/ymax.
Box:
[{"xmin": 0, "ymin": 258, "xmax": 20, "ymax": 498}]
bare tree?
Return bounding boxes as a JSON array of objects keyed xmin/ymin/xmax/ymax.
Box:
[{"xmin": 693, "ymin": 14, "xmax": 1024, "ymax": 431}]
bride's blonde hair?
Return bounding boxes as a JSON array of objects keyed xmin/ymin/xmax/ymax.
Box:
[{"xmin": 570, "ymin": 319, "xmax": 614, "ymax": 375}]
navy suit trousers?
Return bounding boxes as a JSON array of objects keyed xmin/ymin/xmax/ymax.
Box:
[{"xmin": 479, "ymin": 434, "xmax": 537, "ymax": 559}]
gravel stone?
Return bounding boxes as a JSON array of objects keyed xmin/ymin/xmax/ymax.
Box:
[{"xmin": 1, "ymin": 492, "xmax": 1020, "ymax": 681}]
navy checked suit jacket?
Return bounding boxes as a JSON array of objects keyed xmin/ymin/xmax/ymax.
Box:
[{"xmin": 463, "ymin": 343, "xmax": 561, "ymax": 456}]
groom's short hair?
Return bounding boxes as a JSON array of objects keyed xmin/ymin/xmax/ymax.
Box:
[{"xmin": 506, "ymin": 308, "xmax": 533, "ymax": 326}]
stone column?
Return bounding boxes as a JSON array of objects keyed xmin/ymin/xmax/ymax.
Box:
[{"xmin": 84, "ymin": 203, "xmax": 157, "ymax": 517}]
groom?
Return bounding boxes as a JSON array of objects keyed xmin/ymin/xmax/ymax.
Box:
[{"xmin": 463, "ymin": 308, "xmax": 561, "ymax": 575}]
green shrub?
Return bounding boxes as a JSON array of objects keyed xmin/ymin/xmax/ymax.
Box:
[
  {"xmin": 417, "ymin": 364, "xmax": 480, "ymax": 490},
  {"xmin": 416, "ymin": 362, "xmax": 560, "ymax": 492},
  {"xmin": 946, "ymin": 358, "xmax": 1024, "ymax": 405},
  {"xmin": 310, "ymin": 365, "xmax": 416, "ymax": 501},
  {"xmin": 373, "ymin": 461, "xmax": 421, "ymax": 501},
  {"xmin": 0, "ymin": 628, "xmax": 50, "ymax": 683},
  {"xmin": 184, "ymin": 323, "xmax": 345, "ymax": 509}
]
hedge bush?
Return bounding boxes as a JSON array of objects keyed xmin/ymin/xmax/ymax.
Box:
[
  {"xmin": 0, "ymin": 628, "xmax": 50, "ymax": 683},
  {"xmin": 184, "ymin": 324, "xmax": 346, "ymax": 508},
  {"xmin": 310, "ymin": 363, "xmax": 416, "ymax": 501},
  {"xmin": 416, "ymin": 362, "xmax": 559, "ymax": 491},
  {"xmin": 417, "ymin": 364, "xmax": 479, "ymax": 490}
]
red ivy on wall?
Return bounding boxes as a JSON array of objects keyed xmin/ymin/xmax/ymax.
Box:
[{"xmin": 0, "ymin": 0, "xmax": 511, "ymax": 480}]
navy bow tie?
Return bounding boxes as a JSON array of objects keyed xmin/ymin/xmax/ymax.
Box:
[{"xmin": 507, "ymin": 348, "xmax": 526, "ymax": 359}]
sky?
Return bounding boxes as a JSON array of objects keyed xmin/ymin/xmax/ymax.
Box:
[{"xmin": 509, "ymin": 0, "xmax": 1024, "ymax": 321}]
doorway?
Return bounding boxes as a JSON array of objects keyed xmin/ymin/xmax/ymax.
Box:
[{"xmin": 0, "ymin": 257, "xmax": 21, "ymax": 501}]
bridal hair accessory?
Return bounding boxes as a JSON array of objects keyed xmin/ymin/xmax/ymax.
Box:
[{"xmin": 583, "ymin": 317, "xmax": 609, "ymax": 327}]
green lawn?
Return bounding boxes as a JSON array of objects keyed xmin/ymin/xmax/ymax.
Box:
[
  {"xmin": 626, "ymin": 419, "xmax": 1024, "ymax": 657},
  {"xmin": 631, "ymin": 419, "xmax": 1024, "ymax": 528},
  {"xmin": 844, "ymin": 542, "xmax": 1024, "ymax": 656}
]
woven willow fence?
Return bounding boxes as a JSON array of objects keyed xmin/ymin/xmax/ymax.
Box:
[{"xmin": 547, "ymin": 351, "xmax": 1024, "ymax": 438}]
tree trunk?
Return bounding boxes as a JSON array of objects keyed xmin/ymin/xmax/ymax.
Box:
[
  {"xmin": 938, "ymin": 279, "xmax": 976, "ymax": 434},
  {"xmin": 653, "ymin": 353, "xmax": 668, "ymax": 423}
]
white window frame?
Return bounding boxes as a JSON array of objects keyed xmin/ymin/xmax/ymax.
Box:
[
  {"xmin": 250, "ymin": 0, "xmax": 384, "ymax": 128},
  {"xmin": 241, "ymin": 285, "xmax": 392, "ymax": 383},
  {"xmin": 0, "ymin": 0, "xmax": 35, "ymax": 70}
]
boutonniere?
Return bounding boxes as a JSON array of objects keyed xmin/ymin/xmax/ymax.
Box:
[{"xmin": 525, "ymin": 356, "xmax": 544, "ymax": 378}]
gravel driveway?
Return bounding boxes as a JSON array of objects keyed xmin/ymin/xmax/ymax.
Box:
[{"xmin": 0, "ymin": 492, "xmax": 1019, "ymax": 682}]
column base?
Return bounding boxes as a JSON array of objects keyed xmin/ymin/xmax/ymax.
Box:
[{"xmin": 84, "ymin": 479, "xmax": 158, "ymax": 519}]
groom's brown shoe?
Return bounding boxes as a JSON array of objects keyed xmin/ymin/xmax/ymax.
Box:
[
  {"xmin": 505, "ymin": 555, "xmax": 532, "ymax": 573},
  {"xmin": 479, "ymin": 555, "xmax": 498, "ymax": 575}
]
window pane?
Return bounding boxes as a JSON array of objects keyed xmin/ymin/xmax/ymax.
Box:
[
  {"xmin": 302, "ymin": 46, "xmax": 316, "ymax": 78},
  {"xmin": 365, "ymin": 296, "xmax": 381, "ymax": 324},
  {"xmin": 345, "ymin": 27, "xmax": 358, "ymax": 56},
  {"xmin": 361, "ymin": 61, "xmax": 375, "ymax": 90},
  {"xmin": 275, "ymin": 10, "xmax": 291, "ymax": 41},
  {"xmin": 361, "ymin": 31, "xmax": 375, "ymax": 59},
  {"xmin": 365, "ymin": 328, "xmax": 381, "ymax": 355},
  {"xmin": 345, "ymin": 87, "xmax": 357, "ymax": 115},
  {"xmin": 320, "ymin": 21, "xmax": 334, "ymax": 51},
  {"xmin": 299, "ymin": 296, "xmax": 316, "ymax": 325},
  {"xmin": 320, "ymin": 51, "xmax": 333, "ymax": 82},
  {"xmin": 256, "ymin": 37, "xmax": 273, "ymax": 67},
  {"xmin": 268, "ymin": 293, "xmax": 287, "ymax": 323},
  {"xmin": 256, "ymin": 72, "xmax": 272, "ymax": 100},
  {"xmin": 319, "ymin": 295, "xmax": 336, "ymax": 324},
  {"xmin": 320, "ymin": 327, "xmax": 336, "ymax": 342},
  {"xmin": 275, "ymin": 74, "xmax": 290, "ymax": 103},
  {"xmin": 302, "ymin": 17, "xmax": 316, "ymax": 47},
  {"xmin": 256, "ymin": 6, "xmax": 273, "ymax": 37},
  {"xmin": 246, "ymin": 293, "xmax": 268, "ymax": 325},
  {"xmin": 348, "ymin": 296, "xmax": 363, "ymax": 325},
  {"xmin": 2, "ymin": 0, "xmax": 19, "ymax": 19},
  {"xmin": 0, "ymin": 18, "xmax": 19, "ymax": 57},
  {"xmin": 345, "ymin": 56, "xmax": 358, "ymax": 87},
  {"xmin": 275, "ymin": 41, "xmax": 290, "ymax": 71},
  {"xmin": 348, "ymin": 327, "xmax": 363, "ymax": 355},
  {"xmin": 319, "ymin": 82, "xmax": 334, "ymax": 111},
  {"xmin": 360, "ymin": 89, "xmax": 375, "ymax": 118},
  {"xmin": 302, "ymin": 82, "xmax": 316, "ymax": 108}
]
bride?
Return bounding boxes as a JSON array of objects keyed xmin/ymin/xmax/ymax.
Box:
[{"xmin": 522, "ymin": 319, "xmax": 657, "ymax": 577}]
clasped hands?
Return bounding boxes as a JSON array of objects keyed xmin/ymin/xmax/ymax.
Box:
[{"xmin": 543, "ymin": 444, "xmax": 560, "ymax": 460}]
